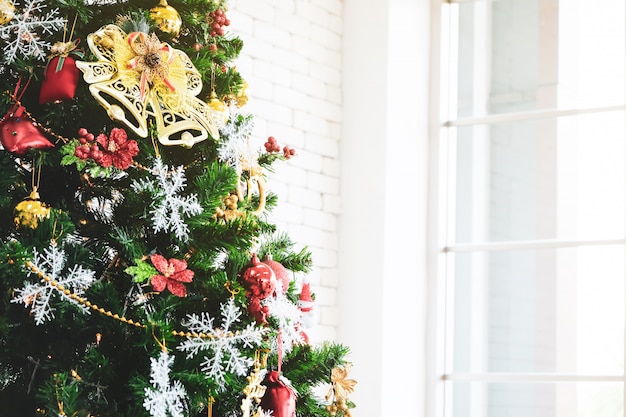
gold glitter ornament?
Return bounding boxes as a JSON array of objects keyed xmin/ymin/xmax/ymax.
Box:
[
  {"xmin": 209, "ymin": 90, "xmax": 225, "ymax": 112},
  {"xmin": 14, "ymin": 187, "xmax": 50, "ymax": 229},
  {"xmin": 236, "ymin": 79, "xmax": 249, "ymax": 107},
  {"xmin": 0, "ymin": 0, "xmax": 15, "ymax": 25},
  {"xmin": 150, "ymin": 0, "xmax": 182, "ymax": 37}
]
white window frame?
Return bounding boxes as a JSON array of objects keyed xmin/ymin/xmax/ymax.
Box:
[{"xmin": 427, "ymin": 1, "xmax": 626, "ymax": 416}]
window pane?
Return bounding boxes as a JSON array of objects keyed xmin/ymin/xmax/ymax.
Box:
[
  {"xmin": 452, "ymin": 111, "xmax": 625, "ymax": 243},
  {"xmin": 448, "ymin": 381, "xmax": 622, "ymax": 417},
  {"xmin": 455, "ymin": 0, "xmax": 625, "ymax": 118},
  {"xmin": 450, "ymin": 246, "xmax": 625, "ymax": 374}
]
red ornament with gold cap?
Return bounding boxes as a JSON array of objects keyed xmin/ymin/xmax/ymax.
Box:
[{"xmin": 39, "ymin": 16, "xmax": 84, "ymax": 104}]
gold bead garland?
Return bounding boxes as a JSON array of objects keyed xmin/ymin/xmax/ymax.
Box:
[{"xmin": 22, "ymin": 259, "xmax": 242, "ymax": 340}]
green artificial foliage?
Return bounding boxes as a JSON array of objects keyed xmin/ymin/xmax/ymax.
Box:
[{"xmin": 0, "ymin": 0, "xmax": 354, "ymax": 416}]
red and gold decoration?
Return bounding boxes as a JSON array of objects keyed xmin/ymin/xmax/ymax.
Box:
[
  {"xmin": 149, "ymin": 253, "xmax": 194, "ymax": 297},
  {"xmin": 260, "ymin": 371, "xmax": 296, "ymax": 417},
  {"xmin": 150, "ymin": 0, "xmax": 182, "ymax": 38},
  {"xmin": 39, "ymin": 16, "xmax": 83, "ymax": 104},
  {"xmin": 0, "ymin": 0, "xmax": 15, "ymax": 25},
  {"xmin": 325, "ymin": 363, "xmax": 357, "ymax": 417},
  {"xmin": 0, "ymin": 104, "xmax": 54, "ymax": 154},
  {"xmin": 76, "ymin": 24, "xmax": 221, "ymax": 147}
]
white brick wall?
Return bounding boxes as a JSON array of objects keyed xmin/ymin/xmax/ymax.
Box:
[
  {"xmin": 229, "ymin": 0, "xmax": 343, "ymax": 343},
  {"xmin": 229, "ymin": 3, "xmax": 431, "ymax": 416}
]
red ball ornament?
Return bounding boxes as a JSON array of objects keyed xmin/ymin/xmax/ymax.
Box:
[
  {"xmin": 241, "ymin": 253, "xmax": 276, "ymax": 299},
  {"xmin": 260, "ymin": 371, "xmax": 296, "ymax": 417},
  {"xmin": 263, "ymin": 254, "xmax": 290, "ymax": 294}
]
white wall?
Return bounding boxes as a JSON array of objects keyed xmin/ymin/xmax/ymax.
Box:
[
  {"xmin": 340, "ymin": 1, "xmax": 430, "ymax": 415},
  {"xmin": 231, "ymin": 1, "xmax": 432, "ymax": 416},
  {"xmin": 229, "ymin": 0, "xmax": 343, "ymax": 343}
]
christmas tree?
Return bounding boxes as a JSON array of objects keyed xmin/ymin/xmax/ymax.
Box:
[{"xmin": 0, "ymin": 0, "xmax": 355, "ymax": 416}]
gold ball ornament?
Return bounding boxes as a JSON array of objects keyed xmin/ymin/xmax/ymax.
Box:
[
  {"xmin": 14, "ymin": 188, "xmax": 51, "ymax": 229},
  {"xmin": 0, "ymin": 0, "xmax": 15, "ymax": 25},
  {"xmin": 150, "ymin": 0, "xmax": 183, "ymax": 37},
  {"xmin": 236, "ymin": 80, "xmax": 249, "ymax": 107},
  {"xmin": 209, "ymin": 90, "xmax": 225, "ymax": 112}
]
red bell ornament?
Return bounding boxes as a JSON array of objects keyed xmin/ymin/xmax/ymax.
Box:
[
  {"xmin": 0, "ymin": 105, "xmax": 54, "ymax": 154},
  {"xmin": 260, "ymin": 371, "xmax": 296, "ymax": 417},
  {"xmin": 39, "ymin": 40, "xmax": 82, "ymax": 104},
  {"xmin": 241, "ymin": 253, "xmax": 276, "ymax": 299}
]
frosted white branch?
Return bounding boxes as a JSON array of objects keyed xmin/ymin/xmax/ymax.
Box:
[
  {"xmin": 264, "ymin": 293, "xmax": 305, "ymax": 354},
  {"xmin": 218, "ymin": 110, "xmax": 255, "ymax": 171}
]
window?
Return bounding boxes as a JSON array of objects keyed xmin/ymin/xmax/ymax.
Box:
[{"xmin": 434, "ymin": 0, "xmax": 626, "ymax": 416}]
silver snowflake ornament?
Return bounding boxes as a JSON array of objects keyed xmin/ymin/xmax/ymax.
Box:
[
  {"xmin": 177, "ymin": 298, "xmax": 267, "ymax": 391},
  {"xmin": 131, "ymin": 157, "xmax": 203, "ymax": 242},
  {"xmin": 0, "ymin": 0, "xmax": 66, "ymax": 63},
  {"xmin": 11, "ymin": 242, "xmax": 96, "ymax": 325},
  {"xmin": 143, "ymin": 350, "xmax": 188, "ymax": 417}
]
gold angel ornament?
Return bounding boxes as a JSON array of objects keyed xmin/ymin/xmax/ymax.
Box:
[{"xmin": 76, "ymin": 24, "xmax": 222, "ymax": 147}]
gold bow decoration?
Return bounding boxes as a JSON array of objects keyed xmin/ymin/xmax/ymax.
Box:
[
  {"xmin": 76, "ymin": 24, "xmax": 222, "ymax": 147},
  {"xmin": 326, "ymin": 363, "xmax": 357, "ymax": 417}
]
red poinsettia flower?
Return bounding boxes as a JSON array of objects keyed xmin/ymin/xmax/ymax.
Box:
[
  {"xmin": 92, "ymin": 128, "xmax": 140, "ymax": 170},
  {"xmin": 150, "ymin": 254, "xmax": 194, "ymax": 297}
]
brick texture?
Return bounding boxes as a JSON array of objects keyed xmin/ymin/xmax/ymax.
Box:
[{"xmin": 229, "ymin": 0, "xmax": 343, "ymax": 343}]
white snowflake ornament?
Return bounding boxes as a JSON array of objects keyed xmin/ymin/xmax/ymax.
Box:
[
  {"xmin": 218, "ymin": 110, "xmax": 255, "ymax": 171},
  {"xmin": 0, "ymin": 0, "xmax": 66, "ymax": 63},
  {"xmin": 177, "ymin": 298, "xmax": 267, "ymax": 391},
  {"xmin": 12, "ymin": 242, "xmax": 96, "ymax": 325},
  {"xmin": 143, "ymin": 350, "xmax": 188, "ymax": 417},
  {"xmin": 131, "ymin": 157, "xmax": 203, "ymax": 242}
]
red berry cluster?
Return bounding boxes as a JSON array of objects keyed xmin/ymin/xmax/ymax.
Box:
[
  {"xmin": 283, "ymin": 146, "xmax": 296, "ymax": 159},
  {"xmin": 208, "ymin": 9, "xmax": 230, "ymax": 37},
  {"xmin": 74, "ymin": 127, "xmax": 139, "ymax": 170},
  {"xmin": 264, "ymin": 136, "xmax": 297, "ymax": 160},
  {"xmin": 264, "ymin": 136, "xmax": 281, "ymax": 153}
]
